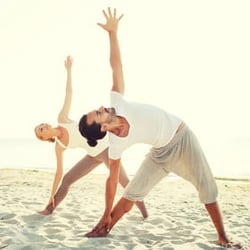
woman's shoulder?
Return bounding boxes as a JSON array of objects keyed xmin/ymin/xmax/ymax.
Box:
[
  {"xmin": 59, "ymin": 119, "xmax": 77, "ymax": 127},
  {"xmin": 58, "ymin": 117, "xmax": 75, "ymax": 124}
]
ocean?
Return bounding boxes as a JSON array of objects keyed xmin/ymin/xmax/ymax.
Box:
[{"xmin": 0, "ymin": 138, "xmax": 249, "ymax": 179}]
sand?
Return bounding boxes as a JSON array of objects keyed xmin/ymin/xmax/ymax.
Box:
[{"xmin": 0, "ymin": 168, "xmax": 249, "ymax": 250}]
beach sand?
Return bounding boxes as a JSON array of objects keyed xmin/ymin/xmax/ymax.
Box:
[{"xmin": 0, "ymin": 168, "xmax": 249, "ymax": 250}]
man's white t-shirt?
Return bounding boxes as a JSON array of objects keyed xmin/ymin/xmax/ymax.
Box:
[{"xmin": 108, "ymin": 91, "xmax": 182, "ymax": 160}]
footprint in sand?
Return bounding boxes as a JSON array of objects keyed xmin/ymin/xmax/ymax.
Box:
[
  {"xmin": 0, "ymin": 213, "xmax": 16, "ymax": 220},
  {"xmin": 0, "ymin": 213, "xmax": 19, "ymax": 225},
  {"xmin": 22, "ymin": 213, "xmax": 48, "ymax": 223},
  {"xmin": 0, "ymin": 244, "xmax": 8, "ymax": 249}
]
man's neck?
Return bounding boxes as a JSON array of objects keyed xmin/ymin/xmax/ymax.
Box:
[{"xmin": 111, "ymin": 116, "xmax": 129, "ymax": 137}]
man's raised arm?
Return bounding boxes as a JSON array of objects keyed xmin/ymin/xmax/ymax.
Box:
[{"xmin": 98, "ymin": 7, "xmax": 124, "ymax": 95}]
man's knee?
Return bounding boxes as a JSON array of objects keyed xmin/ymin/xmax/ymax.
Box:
[{"xmin": 198, "ymin": 181, "xmax": 218, "ymax": 204}]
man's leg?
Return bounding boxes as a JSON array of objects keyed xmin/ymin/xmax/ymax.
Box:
[
  {"xmin": 205, "ymin": 202, "xmax": 242, "ymax": 248},
  {"xmin": 85, "ymin": 155, "xmax": 167, "ymax": 237},
  {"xmin": 99, "ymin": 149, "xmax": 148, "ymax": 219},
  {"xmin": 110, "ymin": 198, "xmax": 135, "ymax": 229},
  {"xmin": 205, "ymin": 202, "xmax": 228, "ymax": 242},
  {"xmin": 118, "ymin": 164, "xmax": 148, "ymax": 219}
]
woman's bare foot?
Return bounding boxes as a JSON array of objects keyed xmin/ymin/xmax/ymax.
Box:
[
  {"xmin": 38, "ymin": 208, "xmax": 51, "ymax": 216},
  {"xmin": 85, "ymin": 227, "xmax": 109, "ymax": 238}
]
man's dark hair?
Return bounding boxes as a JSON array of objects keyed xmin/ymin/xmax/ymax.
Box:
[{"xmin": 78, "ymin": 114, "xmax": 106, "ymax": 147}]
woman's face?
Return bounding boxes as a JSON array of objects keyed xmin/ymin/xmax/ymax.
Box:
[{"xmin": 35, "ymin": 123, "xmax": 52, "ymax": 141}]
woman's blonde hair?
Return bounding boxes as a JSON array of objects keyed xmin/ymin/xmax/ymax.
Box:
[{"xmin": 34, "ymin": 124, "xmax": 55, "ymax": 143}]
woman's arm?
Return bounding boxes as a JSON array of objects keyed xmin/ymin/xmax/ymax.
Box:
[
  {"xmin": 58, "ymin": 56, "xmax": 73, "ymax": 123},
  {"xmin": 47, "ymin": 144, "xmax": 64, "ymax": 207}
]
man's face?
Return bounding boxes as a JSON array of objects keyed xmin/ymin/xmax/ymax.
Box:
[{"xmin": 86, "ymin": 106, "xmax": 115, "ymax": 125}]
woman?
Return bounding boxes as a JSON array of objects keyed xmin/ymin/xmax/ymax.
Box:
[{"xmin": 34, "ymin": 55, "xmax": 148, "ymax": 218}]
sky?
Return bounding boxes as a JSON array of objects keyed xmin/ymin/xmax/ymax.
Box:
[{"xmin": 0, "ymin": 0, "xmax": 250, "ymax": 175}]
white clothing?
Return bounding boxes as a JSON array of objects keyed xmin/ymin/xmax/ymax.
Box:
[
  {"xmin": 123, "ymin": 125, "xmax": 218, "ymax": 204},
  {"xmin": 58, "ymin": 121, "xmax": 108, "ymax": 157},
  {"xmin": 109, "ymin": 91, "xmax": 182, "ymax": 160}
]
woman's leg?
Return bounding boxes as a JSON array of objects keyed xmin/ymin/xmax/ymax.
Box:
[
  {"xmin": 40, "ymin": 155, "xmax": 101, "ymax": 215},
  {"xmin": 96, "ymin": 148, "xmax": 148, "ymax": 219}
]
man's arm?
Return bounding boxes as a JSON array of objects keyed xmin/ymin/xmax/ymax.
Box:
[
  {"xmin": 58, "ymin": 56, "xmax": 73, "ymax": 123},
  {"xmin": 104, "ymin": 159, "xmax": 120, "ymax": 216},
  {"xmin": 98, "ymin": 7, "xmax": 124, "ymax": 95},
  {"xmin": 85, "ymin": 8, "xmax": 124, "ymax": 237},
  {"xmin": 102, "ymin": 9, "xmax": 124, "ymax": 218},
  {"xmin": 109, "ymin": 32, "xmax": 124, "ymax": 95},
  {"xmin": 84, "ymin": 158, "xmax": 120, "ymax": 237}
]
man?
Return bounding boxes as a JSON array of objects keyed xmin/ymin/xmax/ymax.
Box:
[{"xmin": 79, "ymin": 7, "xmax": 241, "ymax": 248}]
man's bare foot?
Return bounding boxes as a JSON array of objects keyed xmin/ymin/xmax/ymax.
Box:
[
  {"xmin": 216, "ymin": 238, "xmax": 243, "ymax": 249},
  {"xmin": 38, "ymin": 209, "xmax": 51, "ymax": 216}
]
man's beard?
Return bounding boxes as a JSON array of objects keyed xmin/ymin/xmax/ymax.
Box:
[{"xmin": 105, "ymin": 107, "xmax": 116, "ymax": 115}]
